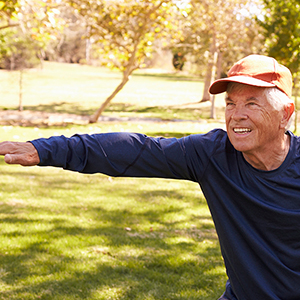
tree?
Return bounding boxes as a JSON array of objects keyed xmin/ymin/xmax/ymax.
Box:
[
  {"xmin": 259, "ymin": 0, "xmax": 300, "ymax": 75},
  {"xmin": 258, "ymin": 0, "xmax": 300, "ymax": 130},
  {"xmin": 0, "ymin": 0, "xmax": 64, "ymax": 113},
  {"xmin": 0, "ymin": 0, "xmax": 64, "ymax": 69},
  {"xmin": 0, "ymin": 28, "xmax": 42, "ymax": 69},
  {"xmin": 177, "ymin": 0, "xmax": 263, "ymax": 117},
  {"xmin": 0, "ymin": 0, "xmax": 19, "ymax": 31},
  {"xmin": 68, "ymin": 0, "xmax": 181, "ymax": 123}
]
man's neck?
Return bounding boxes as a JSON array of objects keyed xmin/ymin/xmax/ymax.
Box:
[{"xmin": 242, "ymin": 133, "xmax": 291, "ymax": 171}]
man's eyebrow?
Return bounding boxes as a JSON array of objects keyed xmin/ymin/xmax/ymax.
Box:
[
  {"xmin": 225, "ymin": 96, "xmax": 233, "ymax": 101},
  {"xmin": 246, "ymin": 96, "xmax": 259, "ymax": 101}
]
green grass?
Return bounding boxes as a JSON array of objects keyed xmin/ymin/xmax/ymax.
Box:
[
  {"xmin": 0, "ymin": 62, "xmax": 226, "ymax": 121},
  {"xmin": 0, "ymin": 165, "xmax": 225, "ymax": 299},
  {"xmin": 0, "ymin": 123, "xmax": 226, "ymax": 300},
  {"xmin": 0, "ymin": 63, "xmax": 229, "ymax": 299}
]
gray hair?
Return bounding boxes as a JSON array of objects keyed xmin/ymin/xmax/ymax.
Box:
[{"xmin": 226, "ymin": 82, "xmax": 294, "ymax": 130}]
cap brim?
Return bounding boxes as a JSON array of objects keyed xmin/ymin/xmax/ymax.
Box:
[{"xmin": 209, "ymin": 76, "xmax": 276, "ymax": 95}]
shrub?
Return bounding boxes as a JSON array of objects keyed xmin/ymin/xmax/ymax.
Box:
[{"xmin": 0, "ymin": 28, "xmax": 41, "ymax": 70}]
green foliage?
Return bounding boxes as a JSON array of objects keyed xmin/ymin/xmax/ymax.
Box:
[
  {"xmin": 0, "ymin": 28, "xmax": 41, "ymax": 69},
  {"xmin": 69, "ymin": 0, "xmax": 180, "ymax": 73},
  {"xmin": 0, "ymin": 0, "xmax": 65, "ymax": 69},
  {"xmin": 259, "ymin": 0, "xmax": 300, "ymax": 75},
  {"xmin": 176, "ymin": 0, "xmax": 263, "ymax": 73},
  {"xmin": 0, "ymin": 0, "xmax": 19, "ymax": 30}
]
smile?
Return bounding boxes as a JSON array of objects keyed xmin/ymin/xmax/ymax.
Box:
[{"xmin": 233, "ymin": 128, "xmax": 252, "ymax": 134}]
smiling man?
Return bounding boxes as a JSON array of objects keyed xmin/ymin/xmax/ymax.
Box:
[
  {"xmin": 225, "ymin": 84, "xmax": 292, "ymax": 170},
  {"xmin": 211, "ymin": 55, "xmax": 294, "ymax": 172},
  {"xmin": 0, "ymin": 55, "xmax": 299, "ymax": 300}
]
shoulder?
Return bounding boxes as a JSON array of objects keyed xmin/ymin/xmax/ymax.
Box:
[
  {"xmin": 187, "ymin": 128, "xmax": 229, "ymax": 148},
  {"xmin": 287, "ymin": 130, "xmax": 300, "ymax": 150},
  {"xmin": 191, "ymin": 128, "xmax": 227, "ymax": 139},
  {"xmin": 287, "ymin": 131, "xmax": 300, "ymax": 159},
  {"xmin": 181, "ymin": 128, "xmax": 235, "ymax": 159}
]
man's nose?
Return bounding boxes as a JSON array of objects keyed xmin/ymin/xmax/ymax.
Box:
[{"xmin": 231, "ymin": 105, "xmax": 247, "ymax": 121}]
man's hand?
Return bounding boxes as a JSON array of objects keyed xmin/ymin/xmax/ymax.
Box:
[{"xmin": 0, "ymin": 141, "xmax": 40, "ymax": 166}]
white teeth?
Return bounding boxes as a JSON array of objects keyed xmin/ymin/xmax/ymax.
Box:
[{"xmin": 233, "ymin": 128, "xmax": 251, "ymax": 133}]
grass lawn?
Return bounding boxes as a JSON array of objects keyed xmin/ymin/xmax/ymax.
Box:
[
  {"xmin": 0, "ymin": 63, "xmax": 229, "ymax": 299},
  {"xmin": 0, "ymin": 162, "xmax": 225, "ymax": 300},
  {"xmin": 0, "ymin": 123, "xmax": 226, "ymax": 300},
  {"xmin": 0, "ymin": 62, "xmax": 226, "ymax": 122}
]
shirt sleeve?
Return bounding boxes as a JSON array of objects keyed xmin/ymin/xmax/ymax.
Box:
[
  {"xmin": 30, "ymin": 132, "xmax": 194, "ymax": 180},
  {"xmin": 30, "ymin": 130, "xmax": 224, "ymax": 182}
]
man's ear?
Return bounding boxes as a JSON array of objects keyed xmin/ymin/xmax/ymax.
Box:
[{"xmin": 280, "ymin": 102, "xmax": 295, "ymax": 129}]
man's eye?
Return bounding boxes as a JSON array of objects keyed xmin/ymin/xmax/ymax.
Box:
[{"xmin": 226, "ymin": 102, "xmax": 235, "ymax": 106}]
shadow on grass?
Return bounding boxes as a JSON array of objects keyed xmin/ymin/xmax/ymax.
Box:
[
  {"xmin": 0, "ymin": 163, "xmax": 226, "ymax": 299},
  {"xmin": 0, "ymin": 216, "xmax": 225, "ymax": 299},
  {"xmin": 23, "ymin": 102, "xmax": 96, "ymax": 116}
]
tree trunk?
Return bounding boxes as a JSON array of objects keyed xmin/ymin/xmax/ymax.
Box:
[
  {"xmin": 201, "ymin": 55, "xmax": 213, "ymax": 102},
  {"xmin": 216, "ymin": 51, "xmax": 222, "ymax": 80},
  {"xmin": 89, "ymin": 72, "xmax": 131, "ymax": 123},
  {"xmin": 201, "ymin": 37, "xmax": 217, "ymax": 103},
  {"xmin": 209, "ymin": 51, "xmax": 223, "ymax": 119},
  {"xmin": 85, "ymin": 26, "xmax": 91, "ymax": 64},
  {"xmin": 19, "ymin": 69, "xmax": 23, "ymax": 111},
  {"xmin": 210, "ymin": 51, "xmax": 218, "ymax": 119},
  {"xmin": 89, "ymin": 34, "xmax": 141, "ymax": 123}
]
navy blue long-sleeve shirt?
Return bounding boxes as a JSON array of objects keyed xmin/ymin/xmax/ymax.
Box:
[{"xmin": 31, "ymin": 129, "xmax": 300, "ymax": 300}]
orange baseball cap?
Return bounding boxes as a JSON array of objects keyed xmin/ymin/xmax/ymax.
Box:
[{"xmin": 209, "ymin": 54, "xmax": 293, "ymax": 98}]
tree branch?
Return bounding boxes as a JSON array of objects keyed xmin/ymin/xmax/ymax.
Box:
[{"xmin": 0, "ymin": 23, "xmax": 19, "ymax": 31}]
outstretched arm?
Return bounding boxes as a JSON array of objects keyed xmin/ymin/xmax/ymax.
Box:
[
  {"xmin": 0, "ymin": 132, "xmax": 197, "ymax": 180},
  {"xmin": 0, "ymin": 141, "xmax": 40, "ymax": 166}
]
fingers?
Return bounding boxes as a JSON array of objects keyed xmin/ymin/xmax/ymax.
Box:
[
  {"xmin": 4, "ymin": 154, "xmax": 13, "ymax": 164},
  {"xmin": 0, "ymin": 141, "xmax": 40, "ymax": 166},
  {"xmin": 4, "ymin": 153, "xmax": 39, "ymax": 166}
]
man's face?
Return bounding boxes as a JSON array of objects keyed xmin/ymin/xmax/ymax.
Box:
[{"xmin": 225, "ymin": 85, "xmax": 285, "ymax": 156}]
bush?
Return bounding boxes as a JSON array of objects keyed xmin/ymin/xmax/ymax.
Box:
[{"xmin": 0, "ymin": 28, "xmax": 41, "ymax": 70}]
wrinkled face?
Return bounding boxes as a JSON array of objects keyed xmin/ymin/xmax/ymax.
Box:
[{"xmin": 225, "ymin": 85, "xmax": 285, "ymax": 156}]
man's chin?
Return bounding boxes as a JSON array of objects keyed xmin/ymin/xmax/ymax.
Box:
[{"xmin": 228, "ymin": 137, "xmax": 252, "ymax": 153}]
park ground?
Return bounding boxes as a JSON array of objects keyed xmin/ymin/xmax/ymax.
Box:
[{"xmin": 0, "ymin": 62, "xmax": 295, "ymax": 299}]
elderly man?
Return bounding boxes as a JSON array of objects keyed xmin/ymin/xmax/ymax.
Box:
[{"xmin": 0, "ymin": 55, "xmax": 298, "ymax": 300}]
